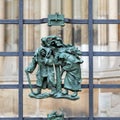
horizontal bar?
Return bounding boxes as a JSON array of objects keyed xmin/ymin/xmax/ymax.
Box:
[
  {"xmin": 0, "ymin": 118, "xmax": 18, "ymax": 120},
  {"xmin": 94, "ymin": 84, "xmax": 120, "ymax": 88},
  {"xmin": 0, "ymin": 20, "xmax": 19, "ymax": 24},
  {"xmin": 23, "ymin": 84, "xmax": 89, "ymax": 89},
  {"xmin": 0, "ymin": 117, "xmax": 120, "ymax": 120},
  {"xmin": 0, "ymin": 52, "xmax": 19, "ymax": 56},
  {"xmin": 65, "ymin": 19, "xmax": 120, "ymax": 24},
  {"xmin": 82, "ymin": 52, "xmax": 89, "ymax": 56},
  {"xmin": 0, "ymin": 52, "xmax": 120, "ymax": 56},
  {"xmin": 0, "ymin": 52, "xmax": 34, "ymax": 56},
  {"xmin": 93, "ymin": 52, "xmax": 120, "ymax": 56},
  {"xmin": 24, "ymin": 118, "xmax": 47, "ymax": 120},
  {"xmin": 94, "ymin": 117, "xmax": 120, "ymax": 120},
  {"xmin": 24, "ymin": 52, "xmax": 89, "ymax": 56},
  {"xmin": 0, "ymin": 19, "xmax": 88, "ymax": 24},
  {"xmin": 64, "ymin": 19, "xmax": 88, "ymax": 24},
  {"xmin": 0, "ymin": 52, "xmax": 88, "ymax": 56},
  {"xmin": 0, "ymin": 19, "xmax": 120, "ymax": 24},
  {"xmin": 1, "ymin": 84, "xmax": 120, "ymax": 89},
  {"xmin": 23, "ymin": 52, "xmax": 34, "ymax": 56},
  {"xmin": 24, "ymin": 52, "xmax": 120, "ymax": 56},
  {"xmin": 24, "ymin": 117, "xmax": 89, "ymax": 120},
  {"xmin": 0, "ymin": 84, "xmax": 19, "ymax": 89},
  {"xmin": 79, "ymin": 52, "xmax": 120, "ymax": 56},
  {"xmin": 24, "ymin": 18, "xmax": 48, "ymax": 24},
  {"xmin": 94, "ymin": 20, "xmax": 120, "ymax": 24}
]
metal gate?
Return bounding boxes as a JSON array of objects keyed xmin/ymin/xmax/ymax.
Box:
[{"xmin": 0, "ymin": 0, "xmax": 120, "ymax": 120}]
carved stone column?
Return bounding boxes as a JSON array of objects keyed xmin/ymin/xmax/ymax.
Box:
[
  {"xmin": 108, "ymin": 0, "xmax": 118, "ymax": 68},
  {"xmin": 94, "ymin": 0, "xmax": 108, "ymax": 71},
  {"xmin": 63, "ymin": 0, "xmax": 72, "ymax": 44},
  {"xmin": 81, "ymin": 0, "xmax": 88, "ymax": 45},
  {"xmin": 108, "ymin": 0, "xmax": 118, "ymax": 51},
  {"xmin": 0, "ymin": 1, "xmax": 5, "ymax": 51},
  {"xmin": 50, "ymin": 0, "xmax": 61, "ymax": 13},
  {"xmin": 24, "ymin": 0, "xmax": 34, "ymax": 51},
  {"xmin": 73, "ymin": 0, "xmax": 81, "ymax": 19},
  {"xmin": 98, "ymin": 0, "xmax": 108, "ymax": 47},
  {"xmin": 118, "ymin": 1, "xmax": 120, "ymax": 43},
  {"xmin": 73, "ymin": 0, "xmax": 81, "ymax": 46},
  {"xmin": 49, "ymin": 0, "xmax": 62, "ymax": 36},
  {"xmin": 24, "ymin": 0, "xmax": 34, "ymax": 77},
  {"xmin": 93, "ymin": 0, "xmax": 98, "ymax": 45},
  {"xmin": 0, "ymin": 1, "xmax": 5, "ymax": 75},
  {"xmin": 33, "ymin": 0, "xmax": 41, "ymax": 49},
  {"xmin": 40, "ymin": 0, "xmax": 49, "ymax": 40}
]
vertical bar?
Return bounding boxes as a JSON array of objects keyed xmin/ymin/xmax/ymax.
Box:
[
  {"xmin": 88, "ymin": 0, "xmax": 93, "ymax": 120},
  {"xmin": 19, "ymin": 0, "xmax": 23, "ymax": 119}
]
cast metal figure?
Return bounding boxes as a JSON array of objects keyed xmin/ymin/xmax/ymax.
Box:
[
  {"xmin": 47, "ymin": 111, "xmax": 64, "ymax": 120},
  {"xmin": 25, "ymin": 35, "xmax": 83, "ymax": 100}
]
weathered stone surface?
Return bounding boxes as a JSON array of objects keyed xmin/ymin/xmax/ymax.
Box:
[{"xmin": 0, "ymin": 89, "xmax": 18, "ymax": 117}]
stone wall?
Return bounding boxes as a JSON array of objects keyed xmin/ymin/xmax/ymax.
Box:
[{"xmin": 0, "ymin": 0, "xmax": 120, "ymax": 118}]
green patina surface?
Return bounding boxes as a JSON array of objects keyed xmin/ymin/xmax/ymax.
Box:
[
  {"xmin": 25, "ymin": 35, "xmax": 83, "ymax": 100},
  {"xmin": 48, "ymin": 13, "xmax": 64, "ymax": 26}
]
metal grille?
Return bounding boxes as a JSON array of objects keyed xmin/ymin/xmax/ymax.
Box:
[{"xmin": 0, "ymin": 0, "xmax": 120, "ymax": 119}]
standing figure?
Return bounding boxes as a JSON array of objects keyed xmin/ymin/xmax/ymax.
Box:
[
  {"xmin": 46, "ymin": 36, "xmax": 65, "ymax": 97},
  {"xmin": 59, "ymin": 51, "xmax": 83, "ymax": 99},
  {"xmin": 25, "ymin": 47, "xmax": 56, "ymax": 98}
]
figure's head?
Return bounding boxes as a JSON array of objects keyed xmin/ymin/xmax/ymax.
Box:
[
  {"xmin": 41, "ymin": 37, "xmax": 49, "ymax": 47},
  {"xmin": 40, "ymin": 48, "xmax": 46, "ymax": 57},
  {"xmin": 41, "ymin": 35, "xmax": 63, "ymax": 48},
  {"xmin": 66, "ymin": 46, "xmax": 82, "ymax": 56}
]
